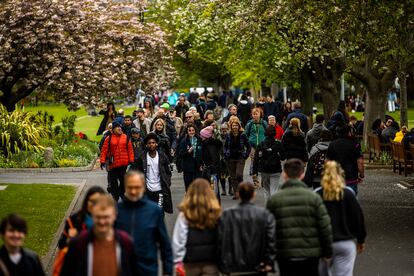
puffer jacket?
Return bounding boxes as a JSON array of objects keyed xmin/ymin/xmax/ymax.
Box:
[
  {"xmin": 100, "ymin": 133, "xmax": 134, "ymax": 170},
  {"xmin": 218, "ymin": 202, "xmax": 276, "ymax": 273},
  {"xmin": 244, "ymin": 119, "xmax": 268, "ymax": 148},
  {"xmin": 266, "ymin": 179, "xmax": 333, "ymax": 259}
]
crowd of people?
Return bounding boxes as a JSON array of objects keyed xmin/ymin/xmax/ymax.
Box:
[{"xmin": 0, "ymin": 90, "xmax": 371, "ymax": 276}]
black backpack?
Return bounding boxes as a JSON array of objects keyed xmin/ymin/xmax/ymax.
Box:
[
  {"xmin": 258, "ymin": 141, "xmax": 282, "ymax": 172},
  {"xmin": 311, "ymin": 146, "xmax": 327, "ymax": 177}
]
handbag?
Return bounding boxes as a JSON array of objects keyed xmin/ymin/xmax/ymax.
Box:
[
  {"xmin": 53, "ymin": 218, "xmax": 75, "ymax": 276},
  {"xmin": 0, "ymin": 258, "xmax": 10, "ymax": 276}
]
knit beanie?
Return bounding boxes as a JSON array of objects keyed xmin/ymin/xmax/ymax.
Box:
[{"xmin": 200, "ymin": 126, "xmax": 214, "ymax": 140}]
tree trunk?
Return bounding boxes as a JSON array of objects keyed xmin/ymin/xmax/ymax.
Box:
[
  {"xmin": 309, "ymin": 57, "xmax": 345, "ymax": 121},
  {"xmin": 351, "ymin": 64, "xmax": 394, "ymax": 146},
  {"xmin": 363, "ymin": 87, "xmax": 387, "ymax": 145},
  {"xmin": 300, "ymin": 67, "xmax": 315, "ymax": 121},
  {"xmin": 398, "ymin": 72, "xmax": 408, "ymax": 127},
  {"xmin": 320, "ymin": 85, "xmax": 340, "ymax": 120}
]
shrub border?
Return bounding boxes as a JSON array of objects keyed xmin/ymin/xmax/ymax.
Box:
[{"xmin": 0, "ymin": 156, "xmax": 98, "ymax": 172}]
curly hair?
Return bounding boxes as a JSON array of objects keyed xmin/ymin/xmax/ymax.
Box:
[
  {"xmin": 178, "ymin": 178, "xmax": 221, "ymax": 230},
  {"xmin": 321, "ymin": 161, "xmax": 345, "ymax": 201}
]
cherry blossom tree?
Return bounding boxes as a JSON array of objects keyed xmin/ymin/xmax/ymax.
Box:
[{"xmin": 0, "ymin": 0, "xmax": 175, "ymax": 111}]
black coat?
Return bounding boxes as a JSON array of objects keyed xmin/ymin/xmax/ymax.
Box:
[
  {"xmin": 253, "ymin": 137, "xmax": 285, "ymax": 174},
  {"xmin": 0, "ymin": 246, "xmax": 45, "ymax": 276},
  {"xmin": 178, "ymin": 136, "xmax": 203, "ymax": 173},
  {"xmin": 281, "ymin": 129, "xmax": 308, "ymax": 162},
  {"xmin": 97, "ymin": 109, "xmax": 117, "ymax": 135},
  {"xmin": 201, "ymin": 137, "xmax": 223, "ymax": 175},
  {"xmin": 134, "ymin": 150, "xmax": 173, "ymax": 213}
]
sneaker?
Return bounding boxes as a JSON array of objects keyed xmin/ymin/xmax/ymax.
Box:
[{"xmin": 221, "ymin": 192, "xmax": 227, "ymax": 196}]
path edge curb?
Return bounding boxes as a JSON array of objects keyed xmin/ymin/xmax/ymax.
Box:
[
  {"xmin": 0, "ymin": 157, "xmax": 98, "ymax": 173},
  {"xmin": 42, "ymin": 179, "xmax": 87, "ymax": 273}
]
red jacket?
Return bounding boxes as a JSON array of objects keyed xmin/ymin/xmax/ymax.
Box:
[
  {"xmin": 275, "ymin": 124, "xmax": 284, "ymax": 141},
  {"xmin": 100, "ymin": 134, "xmax": 134, "ymax": 169}
]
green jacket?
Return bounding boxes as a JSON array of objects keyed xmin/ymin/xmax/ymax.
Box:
[
  {"xmin": 266, "ymin": 179, "xmax": 332, "ymax": 259},
  {"xmin": 244, "ymin": 119, "xmax": 267, "ymax": 148}
]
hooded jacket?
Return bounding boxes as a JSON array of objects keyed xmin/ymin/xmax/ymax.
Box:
[
  {"xmin": 306, "ymin": 123, "xmax": 328, "ymax": 152},
  {"xmin": 237, "ymin": 100, "xmax": 252, "ymax": 126}
]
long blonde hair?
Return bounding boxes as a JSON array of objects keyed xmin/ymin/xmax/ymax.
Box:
[
  {"xmin": 178, "ymin": 178, "xmax": 221, "ymax": 229},
  {"xmin": 289, "ymin": 118, "xmax": 303, "ymax": 136},
  {"xmin": 321, "ymin": 161, "xmax": 345, "ymax": 201}
]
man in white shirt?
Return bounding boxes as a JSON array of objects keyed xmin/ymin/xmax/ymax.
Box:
[{"xmin": 133, "ymin": 133, "xmax": 173, "ymax": 214}]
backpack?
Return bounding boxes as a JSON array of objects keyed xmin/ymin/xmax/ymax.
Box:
[
  {"xmin": 247, "ymin": 120, "xmax": 267, "ymax": 135},
  {"xmin": 258, "ymin": 141, "xmax": 282, "ymax": 172},
  {"xmin": 311, "ymin": 146, "xmax": 327, "ymax": 177}
]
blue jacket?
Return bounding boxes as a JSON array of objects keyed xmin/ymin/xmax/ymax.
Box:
[
  {"xmin": 116, "ymin": 197, "xmax": 173, "ymax": 276},
  {"xmin": 283, "ymin": 109, "xmax": 309, "ymax": 133}
]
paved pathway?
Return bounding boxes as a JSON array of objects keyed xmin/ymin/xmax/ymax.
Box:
[{"xmin": 1, "ymin": 165, "xmax": 413, "ymax": 275}]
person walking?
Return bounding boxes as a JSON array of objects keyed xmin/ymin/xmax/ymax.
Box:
[
  {"xmin": 316, "ymin": 161, "xmax": 367, "ymax": 276},
  {"xmin": 133, "ymin": 133, "xmax": 173, "ymax": 214},
  {"xmin": 282, "ymin": 118, "xmax": 308, "ymax": 163},
  {"xmin": 266, "ymin": 159, "xmax": 332, "ymax": 276},
  {"xmin": 175, "ymin": 96, "xmax": 190, "ymax": 121},
  {"xmin": 60, "ymin": 195, "xmax": 139, "ymax": 276},
  {"xmin": 218, "ymin": 182, "xmax": 276, "ymax": 275},
  {"xmin": 327, "ymin": 125, "xmax": 364, "ymax": 195},
  {"xmin": 172, "ymin": 178, "xmax": 221, "ymax": 276},
  {"xmin": 57, "ymin": 186, "xmax": 106, "ymax": 249},
  {"xmin": 306, "ymin": 114, "xmax": 327, "ymax": 153},
  {"xmin": 200, "ymin": 126, "xmax": 223, "ymax": 200},
  {"xmin": 224, "ymin": 117, "xmax": 251, "ymax": 200},
  {"xmin": 304, "ymin": 130, "xmax": 333, "ymax": 189},
  {"xmin": 0, "ymin": 214, "xmax": 45, "ymax": 276},
  {"xmin": 151, "ymin": 118, "xmax": 173, "ymax": 161},
  {"xmin": 219, "ymin": 123, "xmax": 232, "ymax": 196},
  {"xmin": 133, "ymin": 108, "xmax": 151, "ymax": 137},
  {"xmin": 117, "ymin": 171, "xmax": 173, "ymax": 276},
  {"xmin": 221, "ymin": 104, "xmax": 240, "ymax": 124},
  {"xmin": 99, "ymin": 121, "xmax": 134, "ymax": 201},
  {"xmin": 244, "ymin": 108, "xmax": 268, "ymax": 187},
  {"xmin": 283, "ymin": 101, "xmax": 310, "ymax": 133},
  {"xmin": 97, "ymin": 103, "xmax": 116, "ymax": 135},
  {"xmin": 253, "ymin": 126, "xmax": 286, "ymax": 201},
  {"xmin": 267, "ymin": 115, "xmax": 284, "ymax": 141},
  {"xmin": 237, "ymin": 94, "xmax": 252, "ymax": 126},
  {"xmin": 178, "ymin": 124, "xmax": 203, "ymax": 191}
]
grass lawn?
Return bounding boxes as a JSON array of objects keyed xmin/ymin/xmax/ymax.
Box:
[
  {"xmin": 22, "ymin": 104, "xmax": 88, "ymax": 123},
  {"xmin": 21, "ymin": 104, "xmax": 136, "ymax": 142},
  {"xmin": 0, "ymin": 184, "xmax": 76, "ymax": 256}
]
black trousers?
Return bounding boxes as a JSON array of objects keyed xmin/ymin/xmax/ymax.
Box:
[
  {"xmin": 277, "ymin": 258, "xmax": 319, "ymax": 276},
  {"xmin": 108, "ymin": 166, "xmax": 127, "ymax": 201},
  {"xmin": 183, "ymin": 171, "xmax": 201, "ymax": 191}
]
